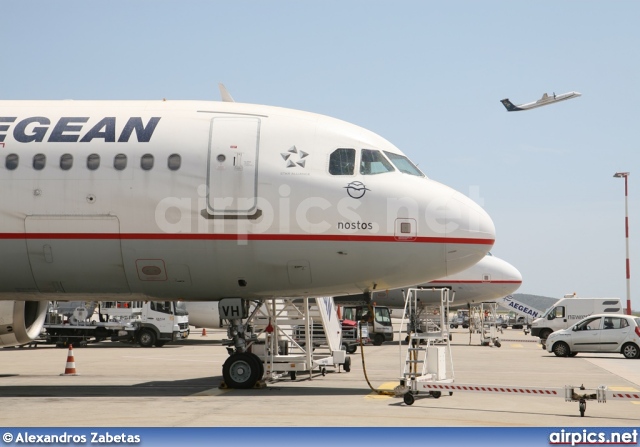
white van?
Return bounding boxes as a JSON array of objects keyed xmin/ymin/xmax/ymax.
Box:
[{"xmin": 531, "ymin": 297, "xmax": 623, "ymax": 342}]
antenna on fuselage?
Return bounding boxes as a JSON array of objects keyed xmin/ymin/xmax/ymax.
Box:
[{"xmin": 218, "ymin": 83, "xmax": 235, "ymax": 102}]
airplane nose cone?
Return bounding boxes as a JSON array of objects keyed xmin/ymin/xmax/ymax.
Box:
[
  {"xmin": 505, "ymin": 262, "xmax": 523, "ymax": 284},
  {"xmin": 500, "ymin": 261, "xmax": 523, "ymax": 295},
  {"xmin": 445, "ymin": 192, "xmax": 495, "ymax": 276}
]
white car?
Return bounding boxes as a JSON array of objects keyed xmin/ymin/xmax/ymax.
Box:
[{"xmin": 546, "ymin": 313, "xmax": 640, "ymax": 359}]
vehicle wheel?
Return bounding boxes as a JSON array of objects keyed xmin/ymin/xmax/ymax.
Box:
[
  {"xmin": 154, "ymin": 341, "xmax": 166, "ymax": 347},
  {"xmin": 539, "ymin": 329, "xmax": 552, "ymax": 341},
  {"xmin": 429, "ymin": 391, "xmax": 442, "ymax": 399},
  {"xmin": 346, "ymin": 344, "xmax": 357, "ymax": 354},
  {"xmin": 343, "ymin": 356, "xmax": 351, "ymax": 372},
  {"xmin": 222, "ymin": 353, "xmax": 260, "ymax": 389},
  {"xmin": 403, "ymin": 393, "xmax": 415, "ymax": 405},
  {"xmin": 244, "ymin": 352, "xmax": 264, "ymax": 380},
  {"xmin": 138, "ymin": 329, "xmax": 156, "ymax": 348},
  {"xmin": 373, "ymin": 334, "xmax": 385, "ymax": 346},
  {"xmin": 494, "ymin": 340, "xmax": 501, "ymax": 348},
  {"xmin": 321, "ymin": 367, "xmax": 326, "ymax": 376},
  {"xmin": 568, "ymin": 352, "xmax": 578, "ymax": 357},
  {"xmin": 289, "ymin": 371, "xmax": 297, "ymax": 380},
  {"xmin": 621, "ymin": 343, "xmax": 640, "ymax": 359},
  {"xmin": 579, "ymin": 400, "xmax": 586, "ymax": 417},
  {"xmin": 552, "ymin": 341, "xmax": 570, "ymax": 357}
]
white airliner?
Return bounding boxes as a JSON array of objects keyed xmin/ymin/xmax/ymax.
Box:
[
  {"xmin": 334, "ymin": 253, "xmax": 522, "ymax": 310},
  {"xmin": 501, "ymin": 91, "xmax": 581, "ymax": 112},
  {"xmin": 0, "ymin": 97, "xmax": 494, "ymax": 387}
]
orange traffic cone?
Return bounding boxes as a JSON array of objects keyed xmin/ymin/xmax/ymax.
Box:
[
  {"xmin": 201, "ymin": 328, "xmax": 207, "ymax": 336},
  {"xmin": 61, "ymin": 344, "xmax": 78, "ymax": 376}
]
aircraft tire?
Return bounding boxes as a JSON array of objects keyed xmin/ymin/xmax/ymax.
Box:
[
  {"xmin": 222, "ymin": 353, "xmax": 260, "ymax": 389},
  {"xmin": 247, "ymin": 352, "xmax": 265, "ymax": 379}
]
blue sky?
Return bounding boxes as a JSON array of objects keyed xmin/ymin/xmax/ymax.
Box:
[{"xmin": 3, "ymin": 1, "xmax": 639, "ymax": 309}]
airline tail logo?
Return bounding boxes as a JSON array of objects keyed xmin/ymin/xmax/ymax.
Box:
[{"xmin": 0, "ymin": 116, "xmax": 161, "ymax": 144}]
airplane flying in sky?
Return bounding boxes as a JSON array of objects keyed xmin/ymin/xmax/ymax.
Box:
[
  {"xmin": 334, "ymin": 252, "xmax": 522, "ymax": 310},
  {"xmin": 501, "ymin": 91, "xmax": 581, "ymax": 112},
  {"xmin": 0, "ymin": 97, "xmax": 494, "ymax": 387}
]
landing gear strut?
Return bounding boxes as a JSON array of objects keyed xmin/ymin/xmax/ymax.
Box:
[{"xmin": 219, "ymin": 299, "xmax": 265, "ymax": 389}]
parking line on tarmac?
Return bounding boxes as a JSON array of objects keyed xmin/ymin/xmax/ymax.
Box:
[
  {"xmin": 609, "ymin": 386, "xmax": 639, "ymax": 391},
  {"xmin": 365, "ymin": 382, "xmax": 399, "ymax": 399},
  {"xmin": 509, "ymin": 343, "xmax": 523, "ymax": 348}
]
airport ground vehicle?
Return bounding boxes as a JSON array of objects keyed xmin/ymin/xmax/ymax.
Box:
[
  {"xmin": 43, "ymin": 301, "xmax": 189, "ymax": 347},
  {"xmin": 449, "ymin": 309, "xmax": 470, "ymax": 329},
  {"xmin": 531, "ymin": 297, "xmax": 623, "ymax": 343},
  {"xmin": 341, "ymin": 305, "xmax": 393, "ymax": 345},
  {"xmin": 293, "ymin": 319, "xmax": 369, "ymax": 354},
  {"xmin": 546, "ymin": 314, "xmax": 640, "ymax": 359}
]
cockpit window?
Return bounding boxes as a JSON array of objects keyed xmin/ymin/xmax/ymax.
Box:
[
  {"xmin": 383, "ymin": 151, "xmax": 424, "ymax": 177},
  {"xmin": 329, "ymin": 148, "xmax": 355, "ymax": 175},
  {"xmin": 360, "ymin": 149, "xmax": 394, "ymax": 175}
]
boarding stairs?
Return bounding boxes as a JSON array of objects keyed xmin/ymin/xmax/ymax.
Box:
[{"xmin": 247, "ymin": 297, "xmax": 348, "ymax": 382}]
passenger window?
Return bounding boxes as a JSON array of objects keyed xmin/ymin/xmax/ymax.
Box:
[
  {"xmin": 33, "ymin": 153, "xmax": 46, "ymax": 170},
  {"xmin": 383, "ymin": 151, "xmax": 424, "ymax": 177},
  {"xmin": 87, "ymin": 154, "xmax": 100, "ymax": 170},
  {"xmin": 114, "ymin": 154, "xmax": 127, "ymax": 171},
  {"xmin": 60, "ymin": 154, "xmax": 73, "ymax": 171},
  {"xmin": 577, "ymin": 317, "xmax": 601, "ymax": 331},
  {"xmin": 141, "ymin": 154, "xmax": 154, "ymax": 171},
  {"xmin": 168, "ymin": 153, "xmax": 181, "ymax": 171},
  {"xmin": 360, "ymin": 149, "xmax": 394, "ymax": 175},
  {"xmin": 5, "ymin": 154, "xmax": 19, "ymax": 170},
  {"xmin": 329, "ymin": 148, "xmax": 355, "ymax": 175}
]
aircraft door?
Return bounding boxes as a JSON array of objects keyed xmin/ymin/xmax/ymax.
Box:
[
  {"xmin": 25, "ymin": 215, "xmax": 130, "ymax": 293},
  {"xmin": 207, "ymin": 117, "xmax": 261, "ymax": 217}
]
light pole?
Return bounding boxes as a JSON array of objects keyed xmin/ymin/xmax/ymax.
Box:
[{"xmin": 613, "ymin": 172, "xmax": 631, "ymax": 315}]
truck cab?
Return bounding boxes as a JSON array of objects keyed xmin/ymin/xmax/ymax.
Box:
[
  {"xmin": 341, "ymin": 305, "xmax": 393, "ymax": 346},
  {"xmin": 102, "ymin": 300, "xmax": 188, "ymax": 347}
]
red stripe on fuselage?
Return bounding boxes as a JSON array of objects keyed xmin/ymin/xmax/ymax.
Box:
[
  {"xmin": 1, "ymin": 233, "xmax": 494, "ymax": 245},
  {"xmin": 429, "ymin": 280, "xmax": 522, "ymax": 284}
]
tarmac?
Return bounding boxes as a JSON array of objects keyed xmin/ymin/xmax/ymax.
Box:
[{"xmin": 1, "ymin": 327, "xmax": 639, "ymax": 427}]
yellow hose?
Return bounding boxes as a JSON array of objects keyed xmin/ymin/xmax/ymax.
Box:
[{"xmin": 358, "ymin": 325, "xmax": 396, "ymax": 396}]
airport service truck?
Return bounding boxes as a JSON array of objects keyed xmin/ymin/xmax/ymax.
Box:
[
  {"xmin": 531, "ymin": 297, "xmax": 623, "ymax": 342},
  {"xmin": 341, "ymin": 305, "xmax": 393, "ymax": 345},
  {"xmin": 43, "ymin": 300, "xmax": 189, "ymax": 347}
]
